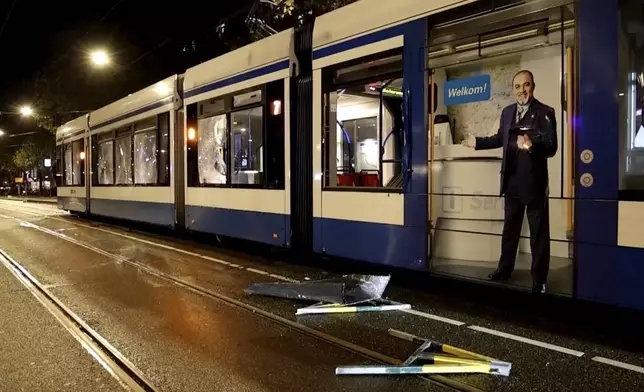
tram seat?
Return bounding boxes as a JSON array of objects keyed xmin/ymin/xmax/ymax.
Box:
[
  {"xmin": 359, "ymin": 171, "xmax": 379, "ymax": 187},
  {"xmin": 337, "ymin": 173, "xmax": 357, "ymax": 186}
]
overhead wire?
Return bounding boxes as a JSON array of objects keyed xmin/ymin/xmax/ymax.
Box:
[
  {"xmin": 110, "ymin": 37, "xmax": 173, "ymax": 76},
  {"xmin": 0, "ymin": 0, "xmax": 18, "ymax": 42}
]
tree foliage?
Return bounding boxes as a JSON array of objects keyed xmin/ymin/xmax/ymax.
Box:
[
  {"xmin": 29, "ymin": 59, "xmax": 141, "ymax": 133},
  {"xmin": 12, "ymin": 136, "xmax": 55, "ymax": 171},
  {"xmin": 31, "ymin": 72, "xmax": 70, "ymax": 133},
  {"xmin": 294, "ymin": 0, "xmax": 358, "ymax": 19},
  {"xmin": 13, "ymin": 143, "xmax": 40, "ymax": 171},
  {"xmin": 0, "ymin": 149, "xmax": 16, "ymax": 181},
  {"xmin": 246, "ymin": 0, "xmax": 358, "ymax": 41},
  {"xmin": 30, "ymin": 71, "xmax": 104, "ymax": 133}
]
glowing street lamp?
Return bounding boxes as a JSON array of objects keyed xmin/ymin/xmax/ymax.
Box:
[
  {"xmin": 0, "ymin": 129, "xmax": 4, "ymax": 136},
  {"xmin": 90, "ymin": 50, "xmax": 110, "ymax": 67},
  {"xmin": 20, "ymin": 106, "xmax": 33, "ymax": 117}
]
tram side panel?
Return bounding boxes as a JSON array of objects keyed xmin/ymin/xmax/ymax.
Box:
[
  {"xmin": 86, "ymin": 76, "xmax": 178, "ymax": 227},
  {"xmin": 310, "ymin": 2, "xmax": 433, "ymax": 270},
  {"xmin": 182, "ymin": 29, "xmax": 293, "ymax": 246}
]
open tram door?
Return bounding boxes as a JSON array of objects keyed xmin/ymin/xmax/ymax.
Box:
[{"xmin": 425, "ymin": 0, "xmax": 577, "ymax": 296}]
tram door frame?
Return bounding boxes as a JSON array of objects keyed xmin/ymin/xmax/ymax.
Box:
[{"xmin": 424, "ymin": 1, "xmax": 577, "ymax": 281}]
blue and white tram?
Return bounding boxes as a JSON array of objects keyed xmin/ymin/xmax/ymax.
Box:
[
  {"xmin": 55, "ymin": 114, "xmax": 89, "ymax": 213},
  {"xmin": 55, "ymin": 0, "xmax": 644, "ymax": 311}
]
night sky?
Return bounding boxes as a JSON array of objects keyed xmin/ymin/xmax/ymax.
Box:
[{"xmin": 0, "ymin": 0, "xmax": 255, "ymax": 136}]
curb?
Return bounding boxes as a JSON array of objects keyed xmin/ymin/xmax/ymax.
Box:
[{"xmin": 1, "ymin": 197, "xmax": 57, "ymax": 205}]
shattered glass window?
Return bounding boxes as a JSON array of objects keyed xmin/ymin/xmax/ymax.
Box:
[
  {"xmin": 115, "ymin": 136, "xmax": 133, "ymax": 185},
  {"xmin": 134, "ymin": 131, "xmax": 157, "ymax": 184},
  {"xmin": 97, "ymin": 141, "xmax": 114, "ymax": 185},
  {"xmin": 198, "ymin": 114, "xmax": 228, "ymax": 184},
  {"xmin": 64, "ymin": 146, "xmax": 73, "ymax": 185},
  {"xmin": 158, "ymin": 113, "xmax": 170, "ymax": 185},
  {"xmin": 71, "ymin": 140, "xmax": 83, "ymax": 185}
]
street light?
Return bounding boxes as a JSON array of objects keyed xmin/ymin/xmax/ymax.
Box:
[
  {"xmin": 90, "ymin": 49, "xmax": 110, "ymax": 67},
  {"xmin": 20, "ymin": 106, "xmax": 33, "ymax": 117},
  {"xmin": 0, "ymin": 129, "xmax": 4, "ymax": 136}
]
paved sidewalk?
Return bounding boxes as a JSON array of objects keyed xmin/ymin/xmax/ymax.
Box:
[{"xmin": 0, "ymin": 196, "xmax": 57, "ymax": 204}]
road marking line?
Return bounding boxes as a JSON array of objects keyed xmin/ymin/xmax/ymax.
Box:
[
  {"xmin": 403, "ymin": 309, "xmax": 466, "ymax": 326},
  {"xmin": 246, "ymin": 268, "xmax": 269, "ymax": 275},
  {"xmin": 468, "ymin": 325, "xmax": 585, "ymax": 357},
  {"xmin": 382, "ymin": 299, "xmax": 465, "ymax": 326},
  {"xmin": 592, "ymin": 356, "xmax": 644, "ymax": 374}
]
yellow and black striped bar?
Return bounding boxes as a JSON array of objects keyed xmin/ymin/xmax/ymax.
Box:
[{"xmin": 389, "ymin": 328, "xmax": 495, "ymax": 361}]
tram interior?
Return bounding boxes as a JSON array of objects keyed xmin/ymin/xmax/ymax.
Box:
[
  {"xmin": 427, "ymin": 7, "xmax": 576, "ymax": 295},
  {"xmin": 326, "ymin": 52, "xmax": 404, "ymax": 189}
]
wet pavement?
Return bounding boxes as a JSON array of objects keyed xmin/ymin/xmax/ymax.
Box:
[
  {"xmin": 0, "ymin": 203, "xmax": 446, "ymax": 392},
  {"xmin": 0, "ymin": 243, "xmax": 124, "ymax": 391},
  {"xmin": 0, "ymin": 200, "xmax": 643, "ymax": 392}
]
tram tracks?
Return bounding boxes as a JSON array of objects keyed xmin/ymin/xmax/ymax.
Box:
[
  {"xmin": 0, "ymin": 248, "xmax": 160, "ymax": 392},
  {"xmin": 0, "ymin": 208, "xmax": 486, "ymax": 392}
]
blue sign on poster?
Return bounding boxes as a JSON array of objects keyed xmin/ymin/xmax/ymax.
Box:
[{"xmin": 443, "ymin": 74, "xmax": 491, "ymax": 106}]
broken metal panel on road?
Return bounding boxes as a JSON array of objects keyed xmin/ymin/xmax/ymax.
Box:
[
  {"xmin": 245, "ymin": 274, "xmax": 392, "ymax": 305},
  {"xmin": 246, "ymin": 274, "xmax": 414, "ymax": 316}
]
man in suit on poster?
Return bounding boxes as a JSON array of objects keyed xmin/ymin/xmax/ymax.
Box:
[{"xmin": 462, "ymin": 70, "xmax": 557, "ymax": 294}]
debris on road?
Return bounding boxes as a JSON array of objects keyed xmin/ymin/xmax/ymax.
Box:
[
  {"xmin": 336, "ymin": 328, "xmax": 512, "ymax": 377},
  {"xmin": 245, "ymin": 274, "xmax": 412, "ymax": 315}
]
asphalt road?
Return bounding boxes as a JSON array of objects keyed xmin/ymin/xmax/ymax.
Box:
[
  {"xmin": 0, "ymin": 199, "xmax": 642, "ymax": 392},
  {"xmin": 0, "ymin": 236, "xmax": 124, "ymax": 392}
]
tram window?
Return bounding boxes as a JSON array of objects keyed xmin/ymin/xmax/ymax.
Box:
[
  {"xmin": 234, "ymin": 90, "xmax": 262, "ymax": 107},
  {"xmin": 65, "ymin": 139, "xmax": 85, "ymax": 186},
  {"xmin": 186, "ymin": 103, "xmax": 199, "ymax": 187},
  {"xmin": 338, "ymin": 117, "xmax": 379, "ymax": 174},
  {"xmin": 54, "ymin": 147, "xmax": 62, "ymax": 187},
  {"xmin": 115, "ymin": 136, "xmax": 133, "ymax": 185},
  {"xmin": 92, "ymin": 132, "xmax": 113, "ymax": 186},
  {"xmin": 198, "ymin": 113, "xmax": 228, "ymax": 185},
  {"xmin": 200, "ymin": 98, "xmax": 226, "ymax": 117},
  {"xmin": 231, "ymin": 107, "xmax": 263, "ymax": 185},
  {"xmin": 64, "ymin": 144, "xmax": 73, "ymax": 185},
  {"xmin": 92, "ymin": 114, "xmax": 170, "ymax": 187},
  {"xmin": 97, "ymin": 140, "xmax": 114, "ymax": 185},
  {"xmin": 322, "ymin": 49, "xmax": 404, "ymax": 189},
  {"xmin": 188, "ymin": 79, "xmax": 285, "ymax": 189},
  {"xmin": 75, "ymin": 140, "xmax": 85, "ymax": 186},
  {"xmin": 157, "ymin": 112, "xmax": 170, "ymax": 186},
  {"xmin": 264, "ymin": 79, "xmax": 285, "ymax": 189},
  {"xmin": 134, "ymin": 118, "xmax": 158, "ymax": 185}
]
